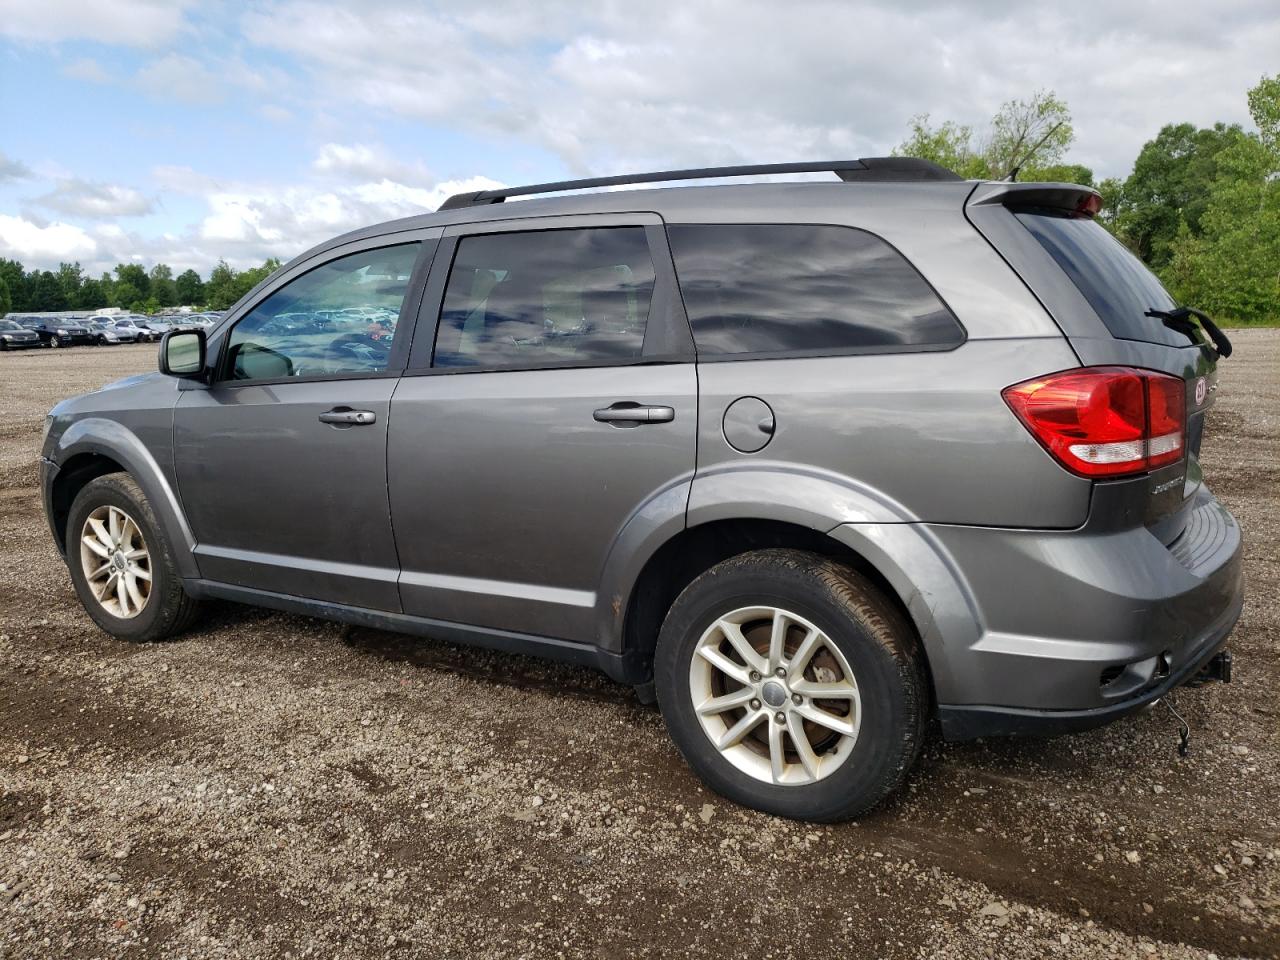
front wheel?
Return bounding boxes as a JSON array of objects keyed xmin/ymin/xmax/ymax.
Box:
[
  {"xmin": 66, "ymin": 473, "xmax": 202, "ymax": 642},
  {"xmin": 654, "ymin": 549, "xmax": 927, "ymax": 822}
]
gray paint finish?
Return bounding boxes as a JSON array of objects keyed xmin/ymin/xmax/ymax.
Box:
[
  {"xmin": 38, "ymin": 171, "xmax": 1244, "ymax": 744},
  {"xmin": 174, "ymin": 378, "xmax": 402, "ymax": 610},
  {"xmin": 389, "ymin": 363, "xmax": 698, "ymax": 642}
]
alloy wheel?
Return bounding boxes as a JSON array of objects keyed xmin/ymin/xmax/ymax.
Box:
[
  {"xmin": 688, "ymin": 605, "xmax": 861, "ymax": 786},
  {"xmin": 80, "ymin": 504, "xmax": 152, "ymax": 619}
]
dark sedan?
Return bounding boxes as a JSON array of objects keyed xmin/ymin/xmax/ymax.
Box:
[
  {"xmin": 0, "ymin": 319, "xmax": 43, "ymax": 350},
  {"xmin": 32, "ymin": 321, "xmax": 96, "ymax": 348}
]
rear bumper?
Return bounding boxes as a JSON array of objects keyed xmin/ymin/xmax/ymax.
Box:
[
  {"xmin": 938, "ymin": 594, "xmax": 1240, "ymax": 739},
  {"xmin": 929, "ymin": 485, "xmax": 1244, "ymax": 740}
]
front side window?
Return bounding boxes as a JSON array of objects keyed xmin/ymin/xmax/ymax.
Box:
[
  {"xmin": 667, "ymin": 224, "xmax": 964, "ymax": 357},
  {"xmin": 224, "ymin": 243, "xmax": 421, "ymax": 381},
  {"xmin": 433, "ymin": 227, "xmax": 655, "ymax": 370}
]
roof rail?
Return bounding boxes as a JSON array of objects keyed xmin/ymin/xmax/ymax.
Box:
[{"xmin": 437, "ymin": 157, "xmax": 960, "ymax": 211}]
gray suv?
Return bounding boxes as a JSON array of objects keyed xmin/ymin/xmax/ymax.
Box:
[{"xmin": 39, "ymin": 159, "xmax": 1243, "ymax": 821}]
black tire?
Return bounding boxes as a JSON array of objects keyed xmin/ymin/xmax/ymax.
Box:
[
  {"xmin": 654, "ymin": 548, "xmax": 927, "ymax": 822},
  {"xmin": 66, "ymin": 473, "xmax": 202, "ymax": 643},
  {"xmin": 51, "ymin": 337, "xmax": 61, "ymax": 348}
]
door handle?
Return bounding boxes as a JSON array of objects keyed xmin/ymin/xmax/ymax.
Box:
[
  {"xmin": 593, "ymin": 403, "xmax": 676, "ymax": 425},
  {"xmin": 319, "ymin": 408, "xmax": 377, "ymax": 426}
]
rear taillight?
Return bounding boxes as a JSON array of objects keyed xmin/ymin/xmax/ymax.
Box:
[{"xmin": 1002, "ymin": 366, "xmax": 1185, "ymax": 478}]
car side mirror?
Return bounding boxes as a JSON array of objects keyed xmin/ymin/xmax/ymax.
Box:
[{"xmin": 159, "ymin": 329, "xmax": 207, "ymax": 379}]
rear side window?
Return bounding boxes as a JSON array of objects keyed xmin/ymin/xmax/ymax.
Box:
[
  {"xmin": 666, "ymin": 224, "xmax": 963, "ymax": 357},
  {"xmin": 433, "ymin": 227, "xmax": 655, "ymax": 370},
  {"xmin": 1014, "ymin": 211, "xmax": 1191, "ymax": 348}
]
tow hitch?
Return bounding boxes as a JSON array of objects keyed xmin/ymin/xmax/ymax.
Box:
[
  {"xmin": 1189, "ymin": 650, "xmax": 1233, "ymax": 686},
  {"xmin": 1161, "ymin": 651, "xmax": 1234, "ymax": 757}
]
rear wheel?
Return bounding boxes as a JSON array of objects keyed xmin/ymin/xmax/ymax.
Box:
[
  {"xmin": 654, "ymin": 548, "xmax": 927, "ymax": 821},
  {"xmin": 66, "ymin": 474, "xmax": 202, "ymax": 642}
]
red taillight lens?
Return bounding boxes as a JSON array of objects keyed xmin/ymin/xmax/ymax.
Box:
[
  {"xmin": 1074, "ymin": 193, "xmax": 1103, "ymax": 218},
  {"xmin": 1002, "ymin": 367, "xmax": 1185, "ymax": 478}
]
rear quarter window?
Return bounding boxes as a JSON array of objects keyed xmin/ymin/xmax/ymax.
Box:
[
  {"xmin": 666, "ymin": 223, "xmax": 963, "ymax": 357},
  {"xmin": 1014, "ymin": 211, "xmax": 1193, "ymax": 348}
]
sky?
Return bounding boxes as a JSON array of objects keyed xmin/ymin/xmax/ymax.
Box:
[{"xmin": 0, "ymin": 0, "xmax": 1276, "ymax": 276}]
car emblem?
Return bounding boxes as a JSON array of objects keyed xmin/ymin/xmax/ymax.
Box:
[{"xmin": 1195, "ymin": 377, "xmax": 1208, "ymax": 406}]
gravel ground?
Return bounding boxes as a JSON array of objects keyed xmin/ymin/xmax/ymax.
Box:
[{"xmin": 1, "ymin": 336, "xmax": 1277, "ymax": 959}]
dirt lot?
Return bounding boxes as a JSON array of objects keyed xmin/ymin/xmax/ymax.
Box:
[{"xmin": 1, "ymin": 336, "xmax": 1277, "ymax": 959}]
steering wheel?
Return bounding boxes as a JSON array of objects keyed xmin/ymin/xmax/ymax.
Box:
[{"xmin": 322, "ymin": 332, "xmax": 390, "ymax": 372}]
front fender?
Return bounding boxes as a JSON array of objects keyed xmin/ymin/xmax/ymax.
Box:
[{"xmin": 50, "ymin": 418, "xmax": 200, "ymax": 579}]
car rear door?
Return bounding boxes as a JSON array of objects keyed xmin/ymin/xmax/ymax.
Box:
[
  {"xmin": 388, "ymin": 213, "xmax": 697, "ymax": 643},
  {"xmin": 173, "ymin": 231, "xmax": 439, "ymax": 610}
]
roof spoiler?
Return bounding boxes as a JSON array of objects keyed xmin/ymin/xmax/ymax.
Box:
[
  {"xmin": 967, "ymin": 181, "xmax": 1103, "ymax": 218},
  {"xmin": 437, "ymin": 157, "xmax": 961, "ymax": 211}
]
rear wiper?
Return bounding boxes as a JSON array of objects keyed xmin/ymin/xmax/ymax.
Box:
[{"xmin": 1144, "ymin": 306, "xmax": 1233, "ymax": 358}]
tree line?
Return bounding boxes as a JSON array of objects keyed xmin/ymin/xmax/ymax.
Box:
[
  {"xmin": 897, "ymin": 76, "xmax": 1279, "ymax": 324},
  {"xmin": 0, "ymin": 257, "xmax": 280, "ymax": 318},
  {"xmin": 2, "ymin": 75, "xmax": 1277, "ymax": 324}
]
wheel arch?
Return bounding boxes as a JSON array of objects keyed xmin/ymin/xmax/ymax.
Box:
[
  {"xmin": 47, "ymin": 418, "xmax": 200, "ymax": 578},
  {"xmin": 616, "ymin": 516, "xmax": 962, "ymax": 704}
]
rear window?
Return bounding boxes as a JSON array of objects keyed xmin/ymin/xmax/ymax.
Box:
[
  {"xmin": 666, "ymin": 224, "xmax": 964, "ymax": 357},
  {"xmin": 1014, "ymin": 211, "xmax": 1194, "ymax": 348}
]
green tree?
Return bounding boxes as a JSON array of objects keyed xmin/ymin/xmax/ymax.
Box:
[
  {"xmin": 204, "ymin": 260, "xmax": 239, "ymax": 310},
  {"xmin": 113, "ymin": 264, "xmax": 150, "ymax": 304},
  {"xmin": 149, "ymin": 263, "xmax": 177, "ymax": 307},
  {"xmin": 0, "ymin": 276, "xmax": 10, "ymax": 318},
  {"xmin": 983, "ymin": 91, "xmax": 1074, "ymax": 178},
  {"xmin": 175, "ymin": 268, "xmax": 205, "ymax": 306},
  {"xmin": 29, "ymin": 271, "xmax": 68, "ymax": 311},
  {"xmin": 0, "ymin": 259, "xmax": 29, "ymax": 313},
  {"xmin": 1018, "ymin": 163, "xmax": 1094, "ymax": 187},
  {"xmin": 112, "ymin": 281, "xmax": 142, "ymax": 309},
  {"xmin": 1095, "ymin": 176, "xmax": 1126, "ymax": 233},
  {"xmin": 892, "ymin": 115, "xmax": 991, "ymax": 178},
  {"xmin": 894, "ymin": 91, "xmax": 1077, "ymax": 181},
  {"xmin": 75, "ymin": 278, "xmax": 108, "ymax": 310},
  {"xmin": 1165, "ymin": 75, "xmax": 1280, "ymax": 324},
  {"xmin": 55, "ymin": 262, "xmax": 84, "ymax": 305},
  {"xmin": 1115, "ymin": 122, "xmax": 1248, "ymax": 267}
]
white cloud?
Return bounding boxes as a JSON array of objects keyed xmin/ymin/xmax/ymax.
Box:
[
  {"xmin": 62, "ymin": 58, "xmax": 112, "ymax": 84},
  {"xmin": 313, "ymin": 143, "xmax": 433, "ymax": 186},
  {"xmin": 194, "ymin": 174, "xmax": 504, "ymax": 262},
  {"xmin": 0, "ymin": 151, "xmax": 32, "ymax": 183},
  {"xmin": 133, "ymin": 53, "xmax": 225, "ymax": 105},
  {"xmin": 242, "ymin": 0, "xmax": 1280, "ymax": 179},
  {"xmin": 32, "ymin": 179, "xmax": 154, "ymax": 218},
  {"xmin": 0, "ymin": 215, "xmax": 97, "ymax": 263},
  {"xmin": 0, "ymin": 0, "xmax": 191, "ymax": 48}
]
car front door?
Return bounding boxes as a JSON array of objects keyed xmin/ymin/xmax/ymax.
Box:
[
  {"xmin": 388, "ymin": 214, "xmax": 697, "ymax": 643},
  {"xmin": 173, "ymin": 232, "xmax": 438, "ymax": 611}
]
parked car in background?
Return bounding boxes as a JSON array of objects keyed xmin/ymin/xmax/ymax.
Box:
[
  {"xmin": 86, "ymin": 321, "xmax": 125, "ymax": 345},
  {"xmin": 0, "ymin": 318, "xmax": 43, "ymax": 349},
  {"xmin": 140, "ymin": 319, "xmax": 174, "ymax": 339},
  {"xmin": 37, "ymin": 158, "xmax": 1243, "ymax": 822},
  {"xmin": 32, "ymin": 319, "xmax": 95, "ymax": 348},
  {"xmin": 114, "ymin": 318, "xmax": 155, "ymax": 342}
]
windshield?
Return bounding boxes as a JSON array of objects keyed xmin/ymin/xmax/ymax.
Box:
[
  {"xmin": 1014, "ymin": 210, "xmax": 1198, "ymax": 348},
  {"xmin": 0, "ymin": 320, "xmax": 21, "ymax": 331}
]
